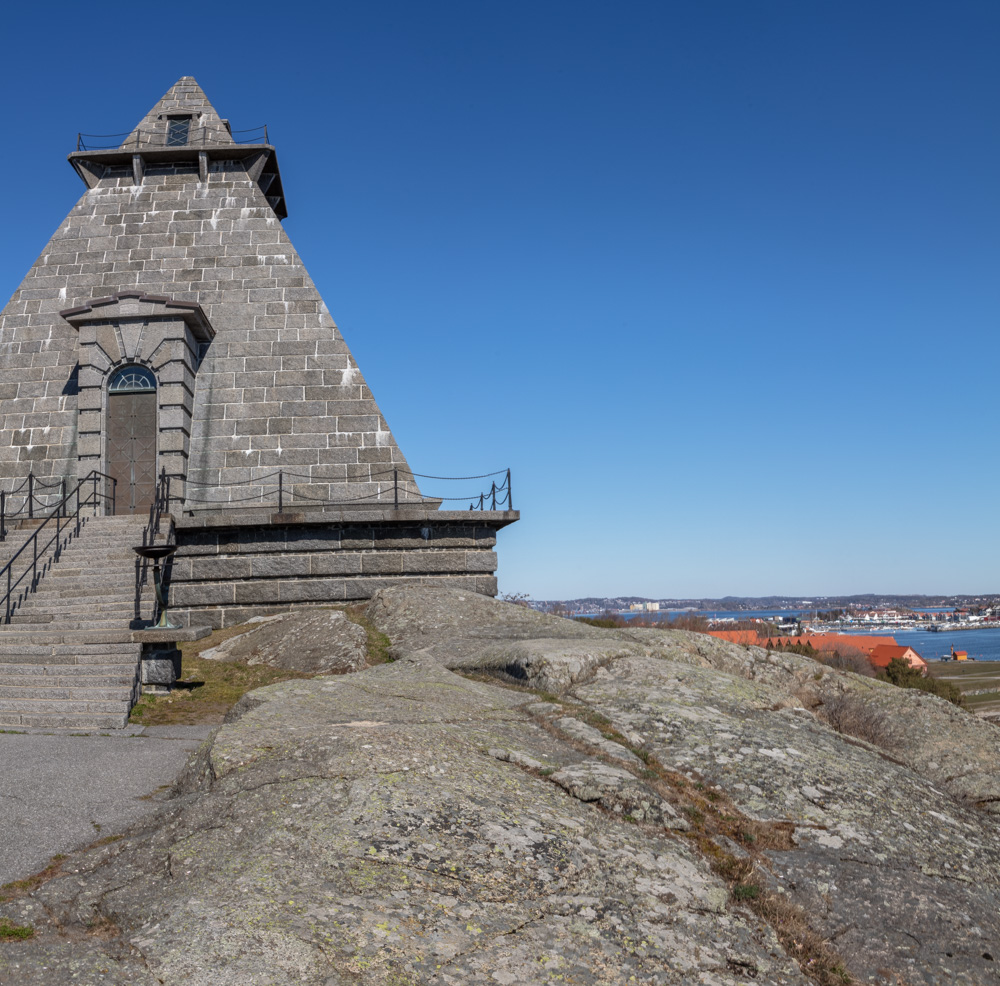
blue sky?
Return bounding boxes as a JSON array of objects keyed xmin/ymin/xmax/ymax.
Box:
[{"xmin": 2, "ymin": 2, "xmax": 998, "ymax": 599}]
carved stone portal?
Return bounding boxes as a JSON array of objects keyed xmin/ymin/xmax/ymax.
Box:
[{"xmin": 60, "ymin": 293, "xmax": 215, "ymax": 495}]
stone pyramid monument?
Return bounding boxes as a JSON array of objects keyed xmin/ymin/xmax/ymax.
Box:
[{"xmin": 0, "ymin": 78, "xmax": 516, "ymax": 627}]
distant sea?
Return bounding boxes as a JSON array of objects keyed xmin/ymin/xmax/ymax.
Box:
[
  {"xmin": 601, "ymin": 609, "xmax": 1000, "ymax": 662},
  {"xmin": 859, "ymin": 627, "xmax": 1000, "ymax": 663}
]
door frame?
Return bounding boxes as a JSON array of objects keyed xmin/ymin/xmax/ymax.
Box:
[{"xmin": 104, "ymin": 363, "xmax": 158, "ymax": 515}]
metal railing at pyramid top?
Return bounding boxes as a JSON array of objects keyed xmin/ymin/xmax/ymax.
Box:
[{"xmin": 76, "ymin": 125, "xmax": 271, "ymax": 152}]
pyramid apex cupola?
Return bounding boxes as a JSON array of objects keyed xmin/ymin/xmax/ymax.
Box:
[
  {"xmin": 120, "ymin": 76, "xmax": 236, "ymax": 150},
  {"xmin": 69, "ymin": 77, "xmax": 286, "ymax": 218}
]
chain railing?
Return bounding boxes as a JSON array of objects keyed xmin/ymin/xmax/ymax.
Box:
[
  {"xmin": 158, "ymin": 467, "xmax": 513, "ymax": 513},
  {"xmin": 0, "ymin": 471, "xmax": 117, "ymax": 624}
]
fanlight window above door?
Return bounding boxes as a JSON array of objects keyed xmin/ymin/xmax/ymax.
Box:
[{"xmin": 108, "ymin": 366, "xmax": 157, "ymax": 393}]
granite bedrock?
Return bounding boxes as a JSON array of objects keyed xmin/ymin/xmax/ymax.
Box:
[{"xmin": 1, "ymin": 586, "xmax": 999, "ymax": 985}]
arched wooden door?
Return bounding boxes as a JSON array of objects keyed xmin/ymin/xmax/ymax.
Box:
[{"xmin": 107, "ymin": 366, "xmax": 157, "ymax": 514}]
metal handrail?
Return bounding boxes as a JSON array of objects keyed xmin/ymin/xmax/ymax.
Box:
[
  {"xmin": 0, "ymin": 471, "xmax": 117, "ymax": 624},
  {"xmin": 135, "ymin": 470, "xmax": 173, "ymax": 624},
  {"xmin": 0, "ymin": 470, "xmax": 117, "ymax": 540}
]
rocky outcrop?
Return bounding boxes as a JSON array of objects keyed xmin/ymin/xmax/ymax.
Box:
[
  {"xmin": 199, "ymin": 609, "xmax": 368, "ymax": 674},
  {"xmin": 2, "ymin": 586, "xmax": 1000, "ymax": 985}
]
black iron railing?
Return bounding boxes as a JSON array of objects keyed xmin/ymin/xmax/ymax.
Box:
[
  {"xmin": 157, "ymin": 467, "xmax": 514, "ymax": 513},
  {"xmin": 0, "ymin": 471, "xmax": 118, "ymax": 541},
  {"xmin": 0, "ymin": 471, "xmax": 117, "ymax": 624},
  {"xmin": 76, "ymin": 125, "xmax": 270, "ymax": 152},
  {"xmin": 135, "ymin": 470, "xmax": 173, "ymax": 625}
]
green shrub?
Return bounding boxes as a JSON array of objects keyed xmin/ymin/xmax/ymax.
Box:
[{"xmin": 881, "ymin": 657, "xmax": 963, "ymax": 706}]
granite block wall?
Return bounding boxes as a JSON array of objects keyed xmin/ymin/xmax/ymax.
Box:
[
  {"xmin": 165, "ymin": 514, "xmax": 506, "ymax": 627},
  {"xmin": 0, "ymin": 77, "xmax": 421, "ymax": 508}
]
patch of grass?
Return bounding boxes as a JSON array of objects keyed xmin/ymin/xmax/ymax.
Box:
[
  {"xmin": 535, "ymin": 691, "xmax": 562, "ymax": 704},
  {"xmin": 0, "ymin": 919, "xmax": 33, "ymax": 941},
  {"xmin": 344, "ymin": 605, "xmax": 394, "ymax": 664},
  {"xmin": 732, "ymin": 882, "xmax": 761, "ymax": 901},
  {"xmin": 129, "ymin": 624, "xmax": 315, "ymax": 726},
  {"xmin": 962, "ymin": 690, "xmax": 1000, "ymax": 708}
]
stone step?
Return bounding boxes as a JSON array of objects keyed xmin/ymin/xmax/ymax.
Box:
[
  {"xmin": 12, "ymin": 590, "xmax": 135, "ymax": 610},
  {"xmin": 0, "ymin": 650, "xmax": 141, "ymax": 666},
  {"xmin": 0, "ymin": 684, "xmax": 134, "ymax": 701},
  {"xmin": 0, "ymin": 631, "xmax": 142, "ymax": 644},
  {"xmin": 18, "ymin": 589, "xmax": 136, "ymax": 599},
  {"xmin": 0, "ymin": 710, "xmax": 130, "ymax": 729},
  {"xmin": 10, "ymin": 606, "xmax": 137, "ymax": 619},
  {"xmin": 10, "ymin": 609, "xmax": 136, "ymax": 620},
  {"xmin": 0, "ymin": 641, "xmax": 141, "ymax": 653},
  {"xmin": 0, "ymin": 656, "xmax": 137, "ymax": 668},
  {"xmin": 0, "ymin": 696, "xmax": 131, "ymax": 714},
  {"xmin": 0, "ymin": 665, "xmax": 137, "ymax": 680},
  {"xmin": 0, "ymin": 514, "xmax": 159, "ymax": 729}
]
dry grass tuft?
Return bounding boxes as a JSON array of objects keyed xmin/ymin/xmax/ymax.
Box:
[
  {"xmin": 0, "ymin": 855, "xmax": 66, "ymax": 903},
  {"xmin": 521, "ymin": 694, "xmax": 861, "ymax": 985},
  {"xmin": 816, "ymin": 691, "xmax": 893, "ymax": 749}
]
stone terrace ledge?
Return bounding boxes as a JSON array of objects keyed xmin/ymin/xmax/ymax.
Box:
[
  {"xmin": 172, "ymin": 507, "xmax": 518, "ymax": 528},
  {"xmin": 165, "ymin": 508, "xmax": 520, "ymax": 628}
]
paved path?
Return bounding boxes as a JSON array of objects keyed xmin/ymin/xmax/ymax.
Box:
[{"xmin": 0, "ymin": 724, "xmax": 214, "ymax": 884}]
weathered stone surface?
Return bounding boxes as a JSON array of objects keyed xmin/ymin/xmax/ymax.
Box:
[
  {"xmin": 3, "ymin": 588, "xmax": 1000, "ymax": 985},
  {"xmin": 0, "ymin": 661, "xmax": 809, "ymax": 985},
  {"xmin": 366, "ymin": 584, "xmax": 632, "ymax": 691},
  {"xmin": 198, "ymin": 609, "xmax": 367, "ymax": 674}
]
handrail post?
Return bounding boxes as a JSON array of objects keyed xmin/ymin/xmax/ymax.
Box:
[
  {"xmin": 32, "ymin": 534, "xmax": 37, "ymax": 591},
  {"xmin": 394, "ymin": 469, "xmax": 398, "ymax": 509},
  {"xmin": 27, "ymin": 473, "xmax": 33, "ymax": 520},
  {"xmin": 5, "ymin": 565, "xmax": 9, "ymax": 622},
  {"xmin": 491, "ymin": 482, "xmax": 496, "ymax": 510},
  {"xmin": 61, "ymin": 479, "xmax": 66, "ymax": 518},
  {"xmin": 1, "ymin": 490, "xmax": 5, "ymax": 541},
  {"xmin": 278, "ymin": 470, "xmax": 283, "ymax": 513},
  {"xmin": 507, "ymin": 469, "xmax": 512, "ymax": 510},
  {"xmin": 76, "ymin": 482, "xmax": 81, "ymax": 536}
]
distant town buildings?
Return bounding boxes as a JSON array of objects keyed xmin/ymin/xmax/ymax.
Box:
[{"xmin": 869, "ymin": 645, "xmax": 928, "ymax": 674}]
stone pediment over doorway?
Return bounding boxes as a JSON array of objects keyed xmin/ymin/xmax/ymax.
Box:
[{"xmin": 60, "ymin": 292, "xmax": 215, "ymax": 342}]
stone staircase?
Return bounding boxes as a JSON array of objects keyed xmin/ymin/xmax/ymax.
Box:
[{"xmin": 0, "ymin": 514, "xmax": 153, "ymax": 729}]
